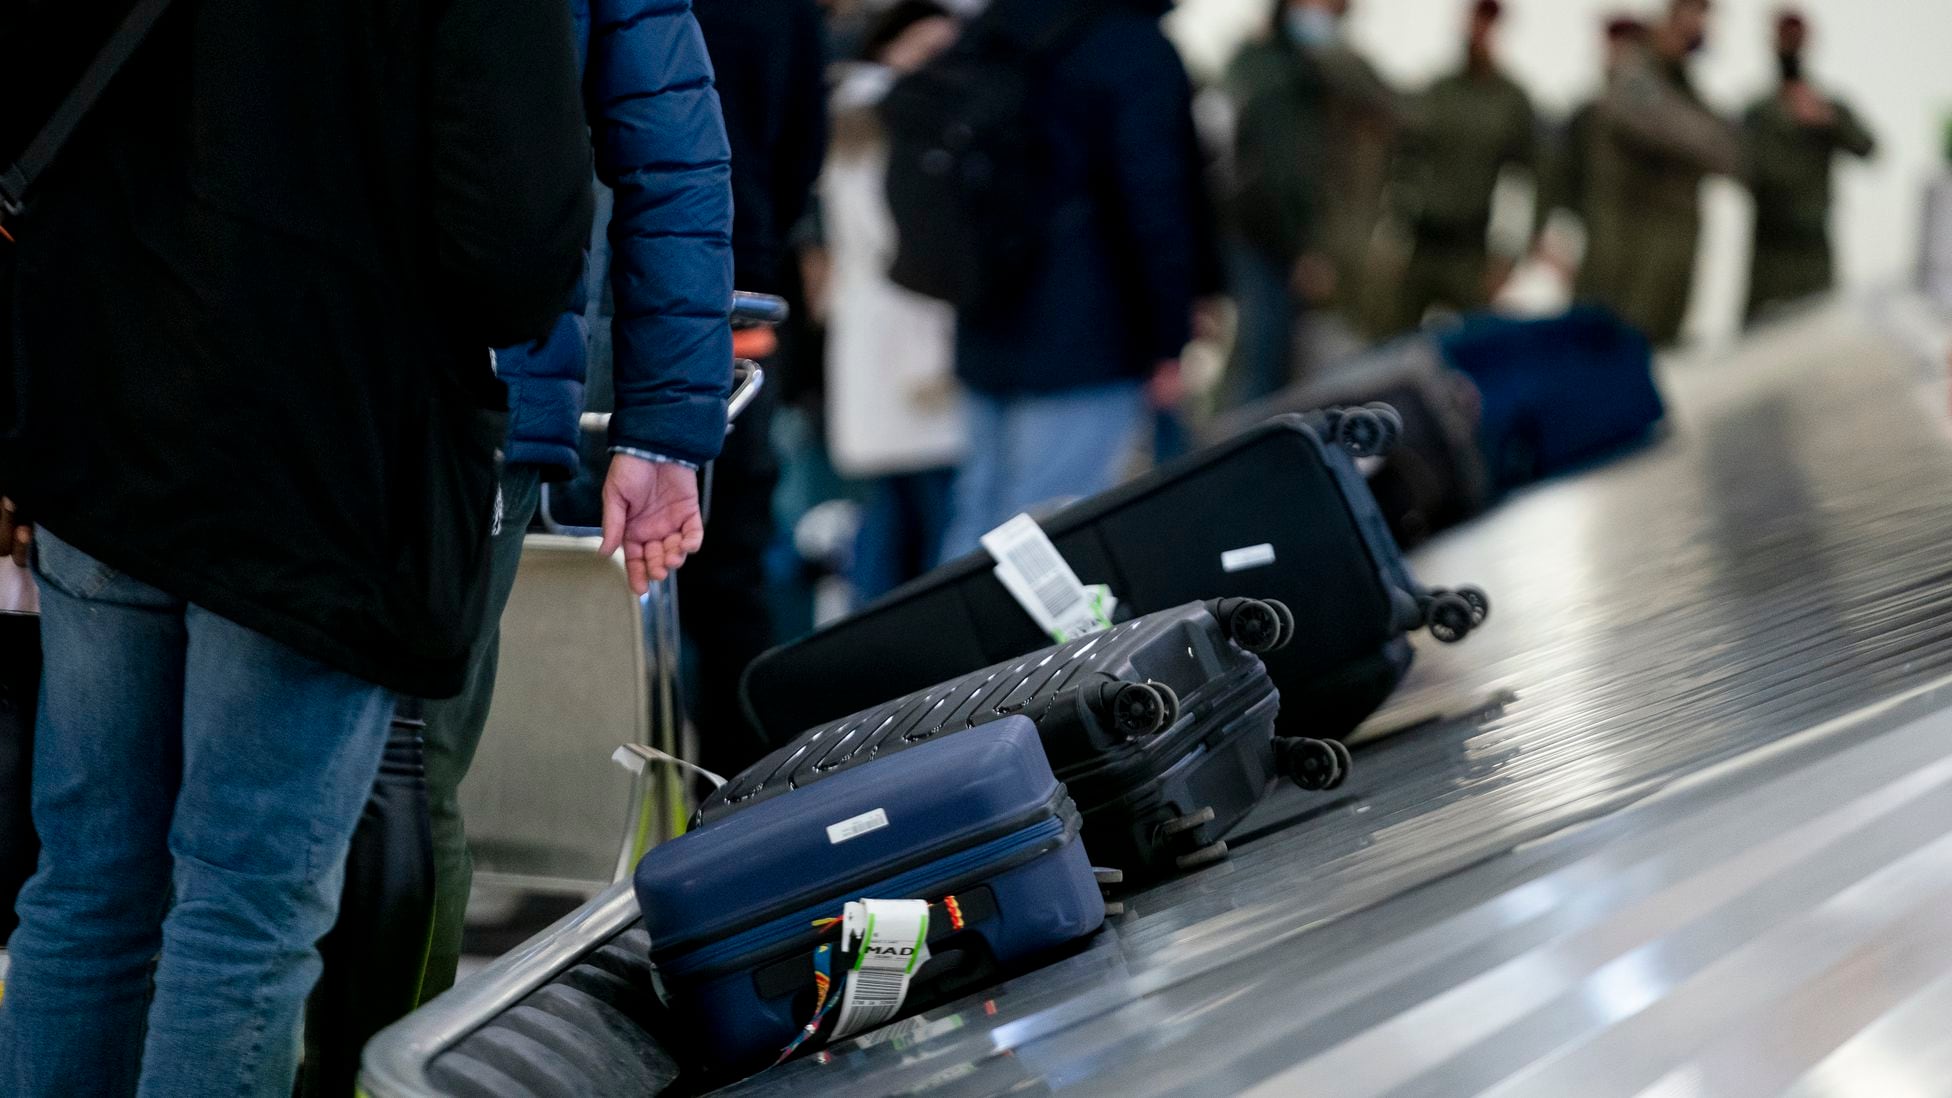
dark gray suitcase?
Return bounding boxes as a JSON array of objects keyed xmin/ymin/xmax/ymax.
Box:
[{"xmin": 705, "ymin": 599, "xmax": 1351, "ymax": 882}]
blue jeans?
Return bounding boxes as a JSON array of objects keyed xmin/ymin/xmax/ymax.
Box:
[
  {"xmin": 939, "ymin": 381, "xmax": 1146, "ymax": 562},
  {"xmin": 1224, "ymin": 240, "xmax": 1297, "ymax": 408},
  {"xmin": 0, "ymin": 530, "xmax": 393, "ymax": 1098},
  {"xmin": 849, "ymin": 468, "xmax": 956, "ymax": 607}
]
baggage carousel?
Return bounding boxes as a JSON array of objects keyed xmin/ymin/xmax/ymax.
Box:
[{"xmin": 366, "ymin": 300, "xmax": 1952, "ymax": 1097}]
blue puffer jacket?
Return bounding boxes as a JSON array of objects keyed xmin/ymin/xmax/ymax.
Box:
[{"xmin": 497, "ymin": 0, "xmax": 735, "ymax": 475}]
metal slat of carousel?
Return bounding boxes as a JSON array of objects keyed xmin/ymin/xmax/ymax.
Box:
[{"xmin": 367, "ymin": 300, "xmax": 1952, "ymax": 1098}]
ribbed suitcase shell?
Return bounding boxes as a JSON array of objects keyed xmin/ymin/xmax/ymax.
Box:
[{"xmin": 711, "ymin": 601, "xmax": 1324, "ymax": 880}]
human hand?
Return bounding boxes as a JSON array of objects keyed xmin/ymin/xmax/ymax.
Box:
[
  {"xmin": 0, "ymin": 497, "xmax": 30, "ymax": 568},
  {"xmin": 598, "ymin": 455, "xmax": 703, "ymax": 594}
]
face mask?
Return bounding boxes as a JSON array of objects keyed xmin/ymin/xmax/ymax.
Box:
[
  {"xmin": 1777, "ymin": 50, "xmax": 1803, "ymax": 83},
  {"xmin": 1285, "ymin": 7, "xmax": 1339, "ymax": 47}
]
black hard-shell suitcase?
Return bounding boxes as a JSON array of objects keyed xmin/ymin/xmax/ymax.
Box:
[
  {"xmin": 739, "ymin": 412, "xmax": 1487, "ymax": 746},
  {"xmin": 1212, "ymin": 336, "xmax": 1491, "ymax": 548},
  {"xmin": 705, "ymin": 599, "xmax": 1351, "ymax": 881}
]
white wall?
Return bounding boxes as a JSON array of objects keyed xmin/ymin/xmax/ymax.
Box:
[{"xmin": 1165, "ymin": 0, "xmax": 1952, "ymax": 345}]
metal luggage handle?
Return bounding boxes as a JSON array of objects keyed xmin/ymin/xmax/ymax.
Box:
[
  {"xmin": 575, "ymin": 358, "xmax": 766, "ymax": 438},
  {"xmin": 730, "ymin": 290, "xmax": 789, "ymax": 328},
  {"xmin": 539, "ymin": 361, "xmax": 763, "ymax": 537}
]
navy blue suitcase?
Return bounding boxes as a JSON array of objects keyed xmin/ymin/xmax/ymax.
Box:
[
  {"xmin": 739, "ymin": 413, "xmax": 1488, "ymax": 746},
  {"xmin": 1436, "ymin": 306, "xmax": 1665, "ymax": 492},
  {"xmin": 633, "ymin": 716, "xmax": 1103, "ymax": 1076}
]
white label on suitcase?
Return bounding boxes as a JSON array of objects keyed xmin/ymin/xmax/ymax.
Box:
[
  {"xmin": 831, "ymin": 899, "xmax": 931, "ymax": 1040},
  {"xmin": 982, "ymin": 514, "xmax": 1109, "ymax": 643},
  {"xmin": 826, "ymin": 808, "xmax": 889, "ymax": 845},
  {"xmin": 1221, "ymin": 543, "xmax": 1278, "ymax": 573}
]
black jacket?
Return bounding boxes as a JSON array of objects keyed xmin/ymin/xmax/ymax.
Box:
[
  {"xmin": 692, "ymin": 0, "xmax": 829, "ymax": 294},
  {"xmin": 4, "ymin": 0, "xmax": 593, "ymax": 697},
  {"xmin": 954, "ymin": 0, "xmax": 1205, "ymax": 396}
]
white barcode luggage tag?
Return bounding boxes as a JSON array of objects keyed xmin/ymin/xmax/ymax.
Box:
[
  {"xmin": 982, "ymin": 514, "xmax": 1111, "ymax": 643},
  {"xmin": 830, "ymin": 898, "xmax": 931, "ymax": 1040}
]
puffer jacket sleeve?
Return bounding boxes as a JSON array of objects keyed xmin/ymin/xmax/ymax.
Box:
[{"xmin": 588, "ymin": 0, "xmax": 735, "ymax": 466}]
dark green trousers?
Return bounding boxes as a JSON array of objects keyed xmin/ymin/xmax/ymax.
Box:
[{"xmin": 416, "ymin": 461, "xmax": 542, "ymax": 1000}]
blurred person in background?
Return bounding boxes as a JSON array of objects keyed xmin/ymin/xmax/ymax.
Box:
[
  {"xmin": 413, "ymin": 0, "xmax": 734, "ymax": 1002},
  {"xmin": 690, "ymin": 0, "xmax": 829, "ymax": 774},
  {"xmin": 819, "ymin": 2, "xmax": 968, "ymax": 604},
  {"xmin": 1288, "ymin": 0, "xmax": 1404, "ymax": 341},
  {"xmin": 0, "ymin": 0, "xmax": 591, "ymax": 1093},
  {"xmin": 1584, "ymin": 0, "xmax": 1740, "ymax": 347},
  {"xmin": 1372, "ymin": 0, "xmax": 1537, "ymax": 336},
  {"xmin": 1741, "ymin": 8, "xmax": 1875, "ymax": 325},
  {"xmin": 935, "ymin": 0, "xmax": 1208, "ymax": 559},
  {"xmin": 1533, "ymin": 15, "xmax": 1646, "ymax": 291},
  {"xmin": 1221, "ymin": 0, "xmax": 1336, "ymax": 405}
]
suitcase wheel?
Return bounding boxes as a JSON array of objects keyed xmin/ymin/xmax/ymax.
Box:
[
  {"xmin": 1330, "ymin": 407, "xmax": 1395, "ymax": 458},
  {"xmin": 1156, "ymin": 805, "xmax": 1217, "ymax": 839},
  {"xmin": 1266, "ymin": 599, "xmax": 1297, "ymax": 649},
  {"xmin": 1364, "ymin": 402, "xmax": 1405, "ymax": 445},
  {"xmin": 1147, "ymin": 680, "xmax": 1182, "ymax": 731},
  {"xmin": 1326, "ymin": 738, "xmax": 1353, "ymax": 788},
  {"xmin": 1174, "ymin": 841, "xmax": 1230, "ymax": 871},
  {"xmin": 1426, "ymin": 592, "xmax": 1477, "ymax": 644},
  {"xmin": 1213, "ymin": 598, "xmax": 1288, "ymax": 654},
  {"xmin": 1275, "ymin": 737, "xmax": 1348, "ymax": 791},
  {"xmin": 1099, "ymin": 681, "xmax": 1174, "ymax": 738},
  {"xmin": 1456, "ymin": 585, "xmax": 1491, "ymax": 627}
]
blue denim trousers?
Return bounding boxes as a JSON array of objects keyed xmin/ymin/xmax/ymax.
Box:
[
  {"xmin": 0, "ymin": 529, "xmax": 393, "ymax": 1098},
  {"xmin": 938, "ymin": 380, "xmax": 1146, "ymax": 563}
]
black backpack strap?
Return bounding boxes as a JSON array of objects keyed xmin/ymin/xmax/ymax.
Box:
[{"xmin": 0, "ymin": 0, "xmax": 174, "ymax": 222}]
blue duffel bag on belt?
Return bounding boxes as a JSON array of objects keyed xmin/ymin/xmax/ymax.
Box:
[
  {"xmin": 632, "ymin": 715, "xmax": 1104, "ymax": 1078},
  {"xmin": 1437, "ymin": 305, "xmax": 1667, "ymax": 492}
]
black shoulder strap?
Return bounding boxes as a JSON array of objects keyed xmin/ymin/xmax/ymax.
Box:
[{"xmin": 0, "ymin": 0, "xmax": 175, "ymax": 220}]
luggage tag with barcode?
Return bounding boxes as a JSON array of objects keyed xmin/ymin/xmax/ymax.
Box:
[
  {"xmin": 830, "ymin": 898, "xmax": 932, "ymax": 1040},
  {"xmin": 982, "ymin": 514, "xmax": 1113, "ymax": 643}
]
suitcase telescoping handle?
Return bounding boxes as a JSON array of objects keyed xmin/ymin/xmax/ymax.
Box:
[{"xmin": 730, "ymin": 291, "xmax": 789, "ymax": 328}]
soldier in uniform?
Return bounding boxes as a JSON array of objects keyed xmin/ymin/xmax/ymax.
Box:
[
  {"xmin": 1288, "ymin": 0, "xmax": 1403, "ymax": 335},
  {"xmin": 1532, "ymin": 16, "xmax": 1646, "ymax": 295},
  {"xmin": 1585, "ymin": 0, "xmax": 1740, "ymax": 347},
  {"xmin": 1372, "ymin": 0, "xmax": 1537, "ymax": 336},
  {"xmin": 1222, "ymin": 0, "xmax": 1398, "ymax": 395},
  {"xmin": 1742, "ymin": 9, "xmax": 1875, "ymax": 324}
]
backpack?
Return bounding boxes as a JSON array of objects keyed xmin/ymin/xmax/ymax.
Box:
[{"xmin": 879, "ymin": 0, "xmax": 1106, "ymax": 318}]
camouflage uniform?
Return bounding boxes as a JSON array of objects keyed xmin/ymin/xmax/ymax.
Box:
[
  {"xmin": 1741, "ymin": 89, "xmax": 1875, "ymax": 323},
  {"xmin": 1374, "ymin": 64, "xmax": 1537, "ymax": 336},
  {"xmin": 1585, "ymin": 46, "xmax": 1739, "ymax": 346}
]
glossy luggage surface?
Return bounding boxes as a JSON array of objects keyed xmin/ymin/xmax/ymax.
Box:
[
  {"xmin": 635, "ymin": 716, "xmax": 1103, "ymax": 1076},
  {"xmin": 740, "ymin": 414, "xmax": 1486, "ymax": 744},
  {"xmin": 709, "ymin": 599, "xmax": 1351, "ymax": 880},
  {"xmin": 1213, "ymin": 335, "xmax": 1491, "ymax": 547}
]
